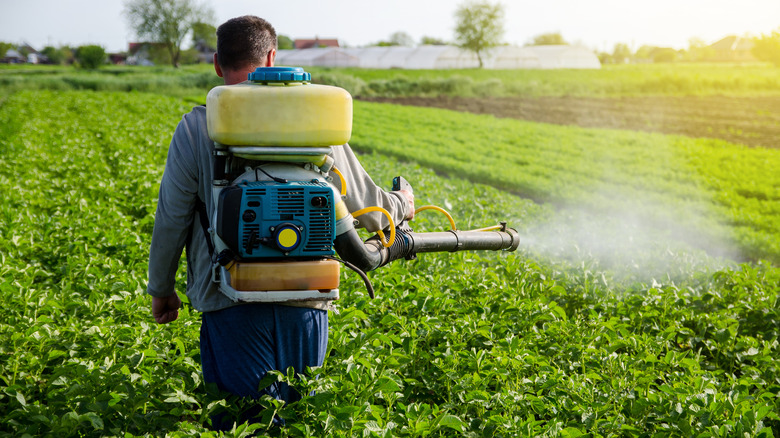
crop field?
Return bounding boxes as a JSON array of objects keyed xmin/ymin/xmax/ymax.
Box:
[
  {"xmin": 352, "ymin": 101, "xmax": 780, "ymax": 264},
  {"xmin": 362, "ymin": 95, "xmax": 780, "ymax": 149},
  {"xmin": 1, "ymin": 64, "xmax": 779, "ymax": 437}
]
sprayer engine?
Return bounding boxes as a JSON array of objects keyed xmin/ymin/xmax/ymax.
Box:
[{"xmin": 216, "ymin": 179, "xmax": 336, "ymax": 259}]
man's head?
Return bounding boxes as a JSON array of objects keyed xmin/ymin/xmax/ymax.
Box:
[{"xmin": 214, "ymin": 15, "xmax": 277, "ymax": 84}]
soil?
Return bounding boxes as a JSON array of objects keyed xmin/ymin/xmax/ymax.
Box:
[{"xmin": 359, "ymin": 96, "xmax": 780, "ymax": 149}]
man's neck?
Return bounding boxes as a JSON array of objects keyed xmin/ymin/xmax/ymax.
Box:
[{"xmin": 223, "ymin": 68, "xmax": 255, "ymax": 85}]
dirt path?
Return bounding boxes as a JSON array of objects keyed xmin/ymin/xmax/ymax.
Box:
[{"xmin": 360, "ymin": 96, "xmax": 780, "ymax": 149}]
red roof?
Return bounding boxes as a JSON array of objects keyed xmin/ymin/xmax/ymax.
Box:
[{"xmin": 294, "ymin": 38, "xmax": 339, "ymax": 49}]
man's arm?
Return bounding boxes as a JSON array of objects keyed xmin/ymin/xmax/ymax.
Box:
[
  {"xmin": 330, "ymin": 144, "xmax": 414, "ymax": 231},
  {"xmin": 147, "ymin": 115, "xmax": 201, "ymax": 322}
]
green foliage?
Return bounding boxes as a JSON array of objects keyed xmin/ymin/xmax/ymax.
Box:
[
  {"xmin": 0, "ymin": 42, "xmax": 14, "ymax": 58},
  {"xmin": 123, "ymin": 0, "xmax": 215, "ymax": 67},
  {"xmin": 752, "ymin": 30, "xmax": 780, "ymax": 66},
  {"xmin": 191, "ymin": 21, "xmax": 217, "ymax": 50},
  {"xmin": 685, "ymin": 38, "xmax": 716, "ymax": 62},
  {"xmin": 0, "ymin": 64, "xmax": 221, "ymax": 98},
  {"xmin": 370, "ymin": 32, "xmax": 415, "ymax": 47},
  {"xmin": 0, "ymin": 84, "xmax": 778, "ymax": 437},
  {"xmin": 529, "ymin": 32, "xmax": 567, "ymax": 46},
  {"xmin": 314, "ymin": 63, "xmax": 780, "ymax": 97},
  {"xmin": 277, "ymin": 34, "xmax": 295, "ymax": 50},
  {"xmin": 651, "ymin": 47, "xmax": 680, "ymax": 63},
  {"xmin": 454, "ymin": 0, "xmax": 505, "ymax": 68},
  {"xmin": 421, "ymin": 36, "xmax": 448, "ymax": 46},
  {"xmin": 75, "ymin": 45, "xmax": 106, "ymax": 70},
  {"xmin": 634, "ymin": 45, "xmax": 680, "ymax": 63},
  {"xmin": 6, "ymin": 63, "xmax": 780, "ymax": 99},
  {"xmin": 389, "ymin": 31, "xmax": 415, "ymax": 47},
  {"xmin": 608, "ymin": 42, "xmax": 632, "ymax": 64},
  {"xmin": 41, "ymin": 46, "xmax": 69, "ymax": 65},
  {"xmin": 311, "ymin": 71, "xmax": 368, "ymax": 97}
]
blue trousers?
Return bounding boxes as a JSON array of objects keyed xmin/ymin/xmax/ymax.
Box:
[{"xmin": 200, "ymin": 303, "xmax": 328, "ymax": 403}]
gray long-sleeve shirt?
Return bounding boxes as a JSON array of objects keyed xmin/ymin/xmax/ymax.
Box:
[{"xmin": 147, "ymin": 105, "xmax": 410, "ymax": 312}]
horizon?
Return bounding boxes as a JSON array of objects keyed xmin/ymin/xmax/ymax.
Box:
[{"xmin": 1, "ymin": 0, "xmax": 778, "ymax": 54}]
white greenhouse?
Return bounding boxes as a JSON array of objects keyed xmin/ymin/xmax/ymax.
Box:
[
  {"xmin": 274, "ymin": 48, "xmax": 359, "ymax": 68},
  {"xmin": 275, "ymin": 45, "xmax": 600, "ymax": 70},
  {"xmin": 525, "ymin": 45, "xmax": 602, "ymax": 69}
]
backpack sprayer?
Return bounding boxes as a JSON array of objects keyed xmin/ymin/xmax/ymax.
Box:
[{"xmin": 206, "ymin": 67, "xmax": 519, "ymax": 303}]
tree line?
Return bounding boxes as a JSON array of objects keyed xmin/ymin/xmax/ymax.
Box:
[
  {"xmin": 6, "ymin": 0, "xmax": 780, "ymax": 69},
  {"xmin": 0, "ymin": 42, "xmax": 109, "ymax": 69},
  {"xmin": 597, "ymin": 37, "xmax": 772, "ymax": 65}
]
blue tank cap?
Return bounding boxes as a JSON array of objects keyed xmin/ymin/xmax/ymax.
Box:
[{"xmin": 248, "ymin": 66, "xmax": 311, "ymax": 83}]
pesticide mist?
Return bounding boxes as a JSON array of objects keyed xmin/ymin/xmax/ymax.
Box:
[{"xmin": 516, "ymin": 191, "xmax": 740, "ymax": 287}]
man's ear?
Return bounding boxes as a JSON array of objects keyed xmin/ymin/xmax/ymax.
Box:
[
  {"xmin": 266, "ymin": 48, "xmax": 276, "ymax": 67},
  {"xmin": 214, "ymin": 52, "xmax": 224, "ymax": 77}
]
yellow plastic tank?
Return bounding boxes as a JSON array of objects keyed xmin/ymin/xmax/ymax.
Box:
[
  {"xmin": 207, "ymin": 67, "xmax": 352, "ymax": 147},
  {"xmin": 227, "ymin": 259, "xmax": 340, "ymax": 291}
]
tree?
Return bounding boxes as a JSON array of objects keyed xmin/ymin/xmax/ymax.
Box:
[
  {"xmin": 612, "ymin": 42, "xmax": 632, "ymax": 64},
  {"xmin": 124, "ymin": 0, "xmax": 214, "ymax": 67},
  {"xmin": 191, "ymin": 21, "xmax": 216, "ymax": 49},
  {"xmin": 454, "ymin": 0, "xmax": 505, "ymax": 68},
  {"xmin": 0, "ymin": 42, "xmax": 14, "ymax": 59},
  {"xmin": 389, "ymin": 31, "xmax": 415, "ymax": 47},
  {"xmin": 652, "ymin": 47, "xmax": 678, "ymax": 63},
  {"xmin": 372, "ymin": 32, "xmax": 415, "ymax": 47},
  {"xmin": 684, "ymin": 38, "xmax": 715, "ymax": 62},
  {"xmin": 277, "ymin": 35, "xmax": 294, "ymax": 50},
  {"xmin": 421, "ymin": 36, "xmax": 447, "ymax": 45},
  {"xmin": 75, "ymin": 45, "xmax": 106, "ymax": 69},
  {"xmin": 41, "ymin": 46, "xmax": 67, "ymax": 64},
  {"xmin": 752, "ymin": 30, "xmax": 780, "ymax": 66},
  {"xmin": 529, "ymin": 32, "xmax": 567, "ymax": 46}
]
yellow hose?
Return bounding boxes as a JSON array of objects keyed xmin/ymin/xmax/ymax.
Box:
[
  {"xmin": 465, "ymin": 224, "xmax": 503, "ymax": 232},
  {"xmin": 331, "ymin": 167, "xmax": 347, "ymax": 196},
  {"xmin": 413, "ymin": 205, "xmax": 501, "ymax": 232},
  {"xmin": 414, "ymin": 205, "xmax": 457, "ymax": 230},
  {"xmin": 352, "ymin": 206, "xmax": 396, "ymax": 247}
]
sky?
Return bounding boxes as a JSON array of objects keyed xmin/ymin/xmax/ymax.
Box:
[{"xmin": 1, "ymin": 0, "xmax": 779, "ymax": 54}]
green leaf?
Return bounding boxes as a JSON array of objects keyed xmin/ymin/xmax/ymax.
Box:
[
  {"xmin": 437, "ymin": 414, "xmax": 465, "ymax": 432},
  {"xmin": 81, "ymin": 412, "xmax": 104, "ymax": 430},
  {"xmin": 15, "ymin": 392, "xmax": 26, "ymax": 407}
]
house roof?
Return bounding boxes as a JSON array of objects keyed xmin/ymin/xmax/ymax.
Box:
[
  {"xmin": 710, "ymin": 36, "xmax": 753, "ymax": 52},
  {"xmin": 4, "ymin": 49, "xmax": 23, "ymax": 59},
  {"xmin": 294, "ymin": 38, "xmax": 339, "ymax": 49}
]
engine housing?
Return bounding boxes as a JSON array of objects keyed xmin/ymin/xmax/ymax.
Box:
[{"xmin": 216, "ymin": 179, "xmax": 336, "ymax": 259}]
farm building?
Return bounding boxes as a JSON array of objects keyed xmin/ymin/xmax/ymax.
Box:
[
  {"xmin": 708, "ymin": 36, "xmax": 756, "ymax": 62},
  {"xmin": 275, "ymin": 45, "xmax": 600, "ymax": 69},
  {"xmin": 486, "ymin": 46, "xmax": 543, "ymax": 69},
  {"xmin": 525, "ymin": 45, "xmax": 602, "ymax": 69},
  {"xmin": 275, "ymin": 47, "xmax": 359, "ymax": 67}
]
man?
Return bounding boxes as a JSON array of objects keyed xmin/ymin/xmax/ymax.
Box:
[{"xmin": 146, "ymin": 15, "xmax": 413, "ymax": 424}]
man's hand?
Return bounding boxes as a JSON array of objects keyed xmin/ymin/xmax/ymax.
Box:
[
  {"xmin": 399, "ymin": 189, "xmax": 415, "ymax": 220},
  {"xmin": 152, "ymin": 294, "xmax": 181, "ymax": 324}
]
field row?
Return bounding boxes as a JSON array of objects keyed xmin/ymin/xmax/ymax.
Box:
[
  {"xmin": 5, "ymin": 63, "xmax": 780, "ymax": 99},
  {"xmin": 313, "ymin": 63, "xmax": 780, "ymax": 97},
  {"xmin": 362, "ymin": 95, "xmax": 780, "ymax": 149}
]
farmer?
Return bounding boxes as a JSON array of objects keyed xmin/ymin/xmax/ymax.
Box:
[{"xmin": 146, "ymin": 15, "xmax": 414, "ymax": 427}]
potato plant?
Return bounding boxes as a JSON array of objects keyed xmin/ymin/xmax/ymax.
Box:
[{"xmin": 0, "ymin": 90, "xmax": 778, "ymax": 437}]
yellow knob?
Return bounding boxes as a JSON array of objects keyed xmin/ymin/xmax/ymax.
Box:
[{"xmin": 277, "ymin": 227, "xmax": 300, "ymax": 250}]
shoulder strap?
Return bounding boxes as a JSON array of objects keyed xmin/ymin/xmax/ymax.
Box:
[{"xmin": 195, "ymin": 196, "xmax": 215, "ymax": 257}]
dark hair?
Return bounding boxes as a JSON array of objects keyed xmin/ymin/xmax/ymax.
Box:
[{"xmin": 216, "ymin": 15, "xmax": 277, "ymax": 71}]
